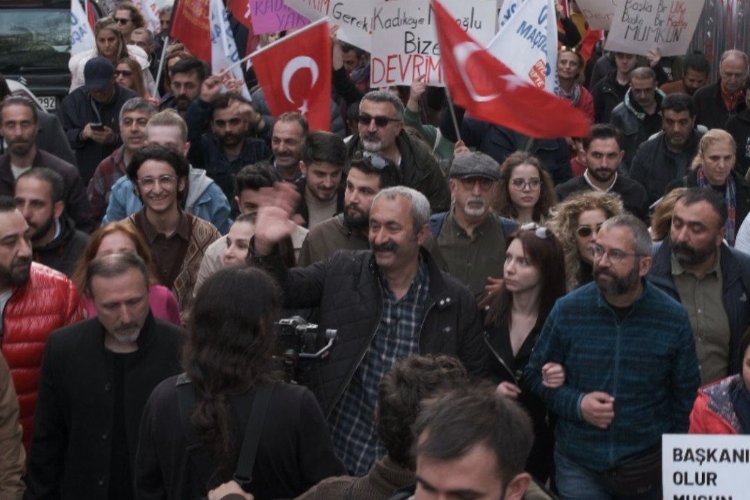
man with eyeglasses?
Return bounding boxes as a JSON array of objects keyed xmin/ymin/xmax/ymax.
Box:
[
  {"xmin": 429, "ymin": 152, "xmax": 516, "ymax": 296},
  {"xmin": 556, "ymin": 124, "xmax": 649, "ymax": 221},
  {"xmin": 123, "ymin": 145, "xmax": 220, "ymax": 315},
  {"xmin": 297, "ymin": 151, "xmax": 401, "ymax": 266},
  {"xmin": 524, "ymin": 213, "xmax": 699, "ymax": 500},
  {"xmin": 185, "ymin": 76, "xmax": 270, "ymax": 204},
  {"xmin": 649, "ymin": 188, "xmax": 750, "ymax": 385},
  {"xmin": 347, "ymin": 90, "xmax": 451, "ymax": 213},
  {"xmin": 610, "ymin": 67, "xmax": 665, "ymax": 171}
]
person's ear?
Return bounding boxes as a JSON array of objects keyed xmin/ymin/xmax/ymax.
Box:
[
  {"xmin": 52, "ymin": 200, "xmax": 64, "ymax": 219},
  {"xmin": 504, "ymin": 472, "xmax": 531, "ymax": 500}
]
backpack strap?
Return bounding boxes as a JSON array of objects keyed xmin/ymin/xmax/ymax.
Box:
[{"xmin": 233, "ymin": 383, "xmax": 275, "ymax": 489}]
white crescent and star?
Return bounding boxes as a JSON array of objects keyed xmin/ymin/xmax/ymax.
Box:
[
  {"xmin": 281, "ymin": 56, "xmax": 320, "ymax": 113},
  {"xmin": 452, "ymin": 41, "xmax": 499, "ymax": 102}
]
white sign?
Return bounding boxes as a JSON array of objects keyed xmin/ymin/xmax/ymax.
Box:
[
  {"xmin": 210, "ymin": 0, "xmax": 252, "ymax": 100},
  {"xmin": 575, "ymin": 0, "xmax": 616, "ymax": 30},
  {"xmin": 488, "ymin": 0, "xmax": 557, "ymax": 92},
  {"xmin": 369, "ymin": 0, "xmax": 496, "ymax": 87},
  {"xmin": 663, "ymin": 434, "xmax": 750, "ymax": 498},
  {"xmin": 71, "ymin": 0, "xmax": 96, "ymax": 56},
  {"xmin": 605, "ymin": 0, "xmax": 705, "ymax": 57},
  {"xmin": 284, "ymin": 0, "xmax": 373, "ymax": 52}
]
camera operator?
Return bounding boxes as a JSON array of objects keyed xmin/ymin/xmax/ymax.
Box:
[{"xmin": 249, "ymin": 183, "xmax": 487, "ymax": 476}]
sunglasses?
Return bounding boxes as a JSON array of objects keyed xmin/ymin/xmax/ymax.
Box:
[
  {"xmin": 114, "ymin": 70, "xmax": 133, "ymax": 77},
  {"xmin": 576, "ymin": 224, "xmax": 602, "ymax": 238},
  {"xmin": 357, "ymin": 113, "xmax": 401, "ymax": 128},
  {"xmin": 520, "ymin": 222, "xmax": 551, "ymax": 239},
  {"xmin": 115, "ymin": 17, "xmax": 131, "ymax": 24}
]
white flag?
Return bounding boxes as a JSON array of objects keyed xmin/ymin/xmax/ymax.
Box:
[
  {"xmin": 132, "ymin": 0, "xmax": 161, "ymax": 34},
  {"xmin": 498, "ymin": 0, "xmax": 524, "ymax": 28},
  {"xmin": 488, "ymin": 0, "xmax": 558, "ymax": 94},
  {"xmin": 209, "ymin": 0, "xmax": 251, "ymax": 101},
  {"xmin": 71, "ymin": 0, "xmax": 96, "ymax": 56}
]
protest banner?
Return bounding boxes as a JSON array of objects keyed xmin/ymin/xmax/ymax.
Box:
[
  {"xmin": 488, "ymin": 0, "xmax": 558, "ymax": 92},
  {"xmin": 498, "ymin": 0, "xmax": 523, "ymax": 28},
  {"xmin": 663, "ymin": 434, "xmax": 750, "ymax": 499},
  {"xmin": 170, "ymin": 0, "xmax": 211, "ymax": 61},
  {"xmin": 210, "ymin": 0, "xmax": 252, "ymax": 100},
  {"xmin": 71, "ymin": 0, "xmax": 96, "ymax": 56},
  {"xmin": 369, "ymin": 0, "xmax": 496, "ymax": 87},
  {"xmin": 284, "ymin": 0, "xmax": 373, "ymax": 51},
  {"xmin": 251, "ymin": 0, "xmax": 309, "ymax": 34},
  {"xmin": 605, "ymin": 0, "xmax": 705, "ymax": 57},
  {"xmin": 575, "ymin": 0, "xmax": 616, "ymax": 30}
]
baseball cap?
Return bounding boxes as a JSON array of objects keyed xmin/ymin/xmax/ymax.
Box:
[{"xmin": 84, "ymin": 57, "xmax": 115, "ymax": 91}]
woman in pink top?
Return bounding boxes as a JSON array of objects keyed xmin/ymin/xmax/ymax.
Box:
[{"xmin": 72, "ymin": 221, "xmax": 181, "ymax": 326}]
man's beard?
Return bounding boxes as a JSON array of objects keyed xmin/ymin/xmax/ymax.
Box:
[
  {"xmin": 173, "ymin": 95, "xmax": 192, "ymax": 113},
  {"xmin": 463, "ymin": 197, "xmax": 487, "ymax": 218},
  {"xmin": 672, "ymin": 240, "xmax": 717, "ymax": 267},
  {"xmin": 344, "ymin": 204, "xmax": 368, "ymax": 229},
  {"xmin": 219, "ymin": 132, "xmax": 243, "ymax": 148},
  {"xmin": 594, "ymin": 263, "xmax": 640, "ymax": 296},
  {"xmin": 29, "ymin": 217, "xmax": 55, "ymax": 243},
  {"xmin": 0, "ymin": 257, "xmax": 31, "ymax": 288},
  {"xmin": 8, "ymin": 141, "xmax": 34, "ymax": 157},
  {"xmin": 109, "ymin": 324, "xmax": 141, "ymax": 345},
  {"xmin": 361, "ymin": 133, "xmax": 382, "ymax": 152},
  {"xmin": 589, "ymin": 167, "xmax": 616, "ymax": 183}
]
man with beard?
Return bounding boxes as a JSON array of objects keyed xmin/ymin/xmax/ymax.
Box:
[
  {"xmin": 25, "ymin": 252, "xmax": 184, "ymax": 500},
  {"xmin": 160, "ymin": 58, "xmax": 207, "ymax": 116},
  {"xmin": 430, "ymin": 152, "xmax": 516, "ymax": 296},
  {"xmin": 62, "ymin": 57, "xmax": 137, "ymax": 184},
  {"xmin": 185, "ymin": 76, "xmax": 270, "ymax": 203},
  {"xmin": 0, "ymin": 96, "xmax": 93, "ymax": 232},
  {"xmin": 524, "ymin": 214, "xmax": 699, "ymax": 499},
  {"xmin": 250, "ymin": 185, "xmax": 486, "ymax": 475},
  {"xmin": 292, "ymin": 131, "xmax": 346, "ymax": 229},
  {"xmin": 88, "ymin": 97, "xmax": 157, "ymax": 224},
  {"xmin": 648, "ymin": 188, "xmax": 750, "ymax": 384},
  {"xmin": 0, "ymin": 196, "xmax": 84, "ymax": 449},
  {"xmin": 630, "ymin": 93, "xmax": 705, "ymax": 205},
  {"xmin": 297, "ymin": 152, "xmax": 401, "ymax": 266},
  {"xmin": 14, "ymin": 168, "xmax": 89, "ymax": 276},
  {"xmin": 556, "ymin": 124, "xmax": 649, "ymax": 221},
  {"xmin": 346, "ymin": 90, "xmax": 450, "ymax": 212},
  {"xmin": 271, "ymin": 112, "xmax": 308, "ymax": 182}
]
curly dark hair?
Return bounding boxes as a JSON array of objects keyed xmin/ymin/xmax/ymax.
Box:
[{"xmin": 183, "ymin": 266, "xmax": 281, "ymax": 479}]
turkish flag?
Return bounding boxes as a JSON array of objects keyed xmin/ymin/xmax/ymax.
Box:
[
  {"xmin": 228, "ymin": 0, "xmax": 252, "ymax": 30},
  {"xmin": 170, "ymin": 0, "xmax": 211, "ymax": 62},
  {"xmin": 250, "ymin": 19, "xmax": 331, "ymax": 131},
  {"xmin": 432, "ymin": 0, "xmax": 590, "ymax": 139}
]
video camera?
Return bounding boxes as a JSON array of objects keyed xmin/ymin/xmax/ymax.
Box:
[{"xmin": 274, "ymin": 316, "xmax": 337, "ymax": 383}]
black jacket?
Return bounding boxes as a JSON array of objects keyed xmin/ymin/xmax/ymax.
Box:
[
  {"xmin": 630, "ymin": 128, "xmax": 704, "ymax": 205},
  {"xmin": 346, "ymin": 131, "xmax": 451, "ymax": 213},
  {"xmin": 610, "ymin": 89, "xmax": 664, "ymax": 170},
  {"xmin": 694, "ymin": 80, "xmax": 743, "ymax": 131},
  {"xmin": 32, "ymin": 217, "xmax": 89, "ymax": 277},
  {"xmin": 252, "ymin": 248, "xmax": 488, "ymax": 416},
  {"xmin": 648, "ymin": 240, "xmax": 750, "ymax": 375},
  {"xmin": 24, "ymin": 314, "xmax": 185, "ymax": 500},
  {"xmin": 592, "ymin": 70, "xmax": 629, "ymax": 124},
  {"xmin": 725, "ymin": 105, "xmax": 750, "ymax": 178},
  {"xmin": 555, "ymin": 174, "xmax": 650, "ymax": 221},
  {"xmin": 0, "ymin": 149, "xmax": 94, "ymax": 233},
  {"xmin": 61, "ymin": 84, "xmax": 137, "ymax": 184}
]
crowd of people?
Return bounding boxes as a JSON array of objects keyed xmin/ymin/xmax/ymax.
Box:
[{"xmin": 1, "ymin": 0, "xmax": 750, "ymax": 499}]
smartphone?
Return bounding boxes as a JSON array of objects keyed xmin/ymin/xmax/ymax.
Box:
[{"xmin": 90, "ymin": 123, "xmax": 105, "ymax": 131}]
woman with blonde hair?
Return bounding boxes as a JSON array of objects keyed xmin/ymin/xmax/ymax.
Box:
[
  {"xmin": 72, "ymin": 221, "xmax": 181, "ymax": 325},
  {"xmin": 495, "ymin": 152, "xmax": 558, "ymax": 224},
  {"xmin": 668, "ymin": 128, "xmax": 750, "ymax": 246},
  {"xmin": 548, "ymin": 191, "xmax": 624, "ymax": 290},
  {"xmin": 650, "ymin": 187, "xmax": 688, "ymax": 242}
]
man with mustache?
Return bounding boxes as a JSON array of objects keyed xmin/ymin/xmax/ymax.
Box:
[
  {"xmin": 524, "ymin": 214, "xmax": 699, "ymax": 499},
  {"xmin": 25, "ymin": 252, "xmax": 184, "ymax": 500},
  {"xmin": 430, "ymin": 152, "xmax": 516, "ymax": 296},
  {"xmin": 250, "ymin": 184, "xmax": 486, "ymax": 475},
  {"xmin": 185, "ymin": 76, "xmax": 270, "ymax": 204},
  {"xmin": 88, "ymin": 97, "xmax": 157, "ymax": 224},
  {"xmin": 630, "ymin": 93, "xmax": 705, "ymax": 206},
  {"xmin": 271, "ymin": 112, "xmax": 308, "ymax": 182},
  {"xmin": 556, "ymin": 124, "xmax": 649, "ymax": 221},
  {"xmin": 648, "ymin": 188, "xmax": 750, "ymax": 385}
]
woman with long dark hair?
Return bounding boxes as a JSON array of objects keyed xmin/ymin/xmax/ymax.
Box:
[
  {"xmin": 479, "ymin": 224, "xmax": 567, "ymax": 482},
  {"xmin": 135, "ymin": 267, "xmax": 345, "ymax": 499}
]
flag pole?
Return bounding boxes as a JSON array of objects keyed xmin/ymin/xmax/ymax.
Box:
[
  {"xmin": 154, "ymin": 35, "xmax": 170, "ymax": 97},
  {"xmin": 442, "ymin": 84, "xmax": 462, "ymax": 143}
]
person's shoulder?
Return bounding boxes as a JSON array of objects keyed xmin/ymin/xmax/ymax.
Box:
[
  {"xmin": 37, "ymin": 150, "xmax": 76, "ymax": 174},
  {"xmin": 188, "ymin": 213, "xmax": 221, "ymax": 237},
  {"xmin": 28, "ymin": 261, "xmax": 75, "ymax": 289},
  {"xmin": 555, "ymin": 176, "xmax": 586, "ymax": 197},
  {"xmin": 47, "ymin": 317, "xmax": 100, "ymax": 350},
  {"xmin": 693, "ymin": 82, "xmax": 719, "ymax": 100}
]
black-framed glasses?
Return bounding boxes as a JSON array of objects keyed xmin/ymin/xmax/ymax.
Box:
[
  {"xmin": 590, "ymin": 243, "xmax": 644, "ymax": 264},
  {"xmin": 510, "ymin": 178, "xmax": 541, "ymax": 190},
  {"xmin": 137, "ymin": 174, "xmax": 177, "ymax": 189},
  {"xmin": 115, "ymin": 17, "xmax": 131, "ymax": 24},
  {"xmin": 520, "ymin": 222, "xmax": 550, "ymax": 239},
  {"xmin": 357, "ymin": 113, "xmax": 401, "ymax": 128},
  {"xmin": 576, "ymin": 224, "xmax": 602, "ymax": 238}
]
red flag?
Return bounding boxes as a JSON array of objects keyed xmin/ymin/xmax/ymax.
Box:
[
  {"xmin": 86, "ymin": 0, "xmax": 96, "ymax": 30},
  {"xmin": 580, "ymin": 29, "xmax": 604, "ymax": 65},
  {"xmin": 250, "ymin": 20, "xmax": 331, "ymax": 131},
  {"xmin": 432, "ymin": 0, "xmax": 590, "ymax": 139},
  {"xmin": 169, "ymin": 0, "xmax": 211, "ymax": 62},
  {"xmin": 228, "ymin": 0, "xmax": 252, "ymax": 30}
]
